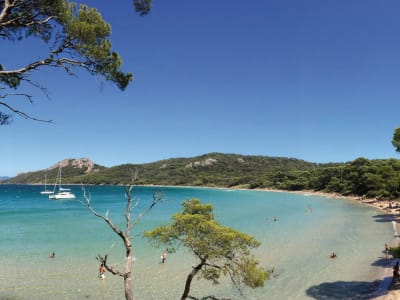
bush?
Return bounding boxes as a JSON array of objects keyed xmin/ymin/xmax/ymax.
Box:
[{"xmin": 391, "ymin": 246, "xmax": 400, "ymax": 258}]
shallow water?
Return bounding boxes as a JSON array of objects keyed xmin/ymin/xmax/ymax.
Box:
[{"xmin": 0, "ymin": 185, "xmax": 394, "ymax": 299}]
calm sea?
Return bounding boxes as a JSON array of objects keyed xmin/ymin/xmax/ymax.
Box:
[{"xmin": 0, "ymin": 185, "xmax": 395, "ymax": 300}]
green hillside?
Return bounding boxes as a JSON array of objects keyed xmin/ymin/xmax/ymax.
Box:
[
  {"xmin": 5, "ymin": 153, "xmax": 400, "ymax": 200},
  {"xmin": 70, "ymin": 153, "xmax": 319, "ymax": 186},
  {"xmin": 6, "ymin": 158, "xmax": 106, "ymax": 185}
]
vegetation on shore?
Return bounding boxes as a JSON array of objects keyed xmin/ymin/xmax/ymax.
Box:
[
  {"xmin": 4, "ymin": 153, "xmax": 400, "ymax": 200},
  {"xmin": 392, "ymin": 246, "xmax": 400, "ymax": 259}
]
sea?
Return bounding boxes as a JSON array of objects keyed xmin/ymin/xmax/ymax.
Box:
[{"xmin": 0, "ymin": 185, "xmax": 396, "ymax": 300}]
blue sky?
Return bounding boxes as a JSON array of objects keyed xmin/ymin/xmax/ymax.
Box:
[{"xmin": 2, "ymin": 0, "xmax": 400, "ymax": 176}]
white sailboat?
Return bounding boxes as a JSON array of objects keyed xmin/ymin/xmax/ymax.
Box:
[
  {"xmin": 40, "ymin": 174, "xmax": 54, "ymax": 195},
  {"xmin": 49, "ymin": 167, "xmax": 75, "ymax": 200}
]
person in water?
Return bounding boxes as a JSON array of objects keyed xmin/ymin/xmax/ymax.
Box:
[
  {"xmin": 99, "ymin": 263, "xmax": 106, "ymax": 279},
  {"xmin": 49, "ymin": 252, "xmax": 55, "ymax": 259},
  {"xmin": 385, "ymin": 243, "xmax": 391, "ymax": 262},
  {"xmin": 161, "ymin": 251, "xmax": 167, "ymax": 264},
  {"xmin": 330, "ymin": 252, "xmax": 337, "ymax": 259}
]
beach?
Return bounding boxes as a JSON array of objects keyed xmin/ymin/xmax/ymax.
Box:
[
  {"xmin": 364, "ymin": 199, "xmax": 400, "ymax": 300},
  {"xmin": 292, "ymin": 190, "xmax": 400, "ymax": 300},
  {"xmin": 247, "ymin": 187, "xmax": 400, "ymax": 299}
]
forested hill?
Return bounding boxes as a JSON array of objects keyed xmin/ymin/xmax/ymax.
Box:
[
  {"xmin": 72, "ymin": 153, "xmax": 320, "ymax": 187},
  {"xmin": 5, "ymin": 153, "xmax": 400, "ymax": 200},
  {"xmin": 5, "ymin": 153, "xmax": 317, "ymax": 185},
  {"xmin": 6, "ymin": 158, "xmax": 106, "ymax": 185}
]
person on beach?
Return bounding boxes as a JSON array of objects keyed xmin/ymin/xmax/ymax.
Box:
[
  {"xmin": 393, "ymin": 261, "xmax": 399, "ymax": 279},
  {"xmin": 49, "ymin": 252, "xmax": 55, "ymax": 259},
  {"xmin": 99, "ymin": 263, "xmax": 106, "ymax": 279},
  {"xmin": 161, "ymin": 251, "xmax": 167, "ymax": 264},
  {"xmin": 385, "ymin": 243, "xmax": 391, "ymax": 262}
]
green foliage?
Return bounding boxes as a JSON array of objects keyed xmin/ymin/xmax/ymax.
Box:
[
  {"xmin": 0, "ymin": 0, "xmax": 134, "ymax": 122},
  {"xmin": 0, "ymin": 112, "xmax": 11, "ymax": 125},
  {"xmin": 65, "ymin": 4, "xmax": 132, "ymax": 89},
  {"xmin": 0, "ymin": 0, "xmax": 69, "ymax": 42},
  {"xmin": 391, "ymin": 246, "xmax": 400, "ymax": 259},
  {"xmin": 0, "ymin": 64, "xmax": 21, "ymax": 88},
  {"xmin": 133, "ymin": 0, "xmax": 152, "ymax": 16},
  {"xmin": 1, "ymin": 1, "xmax": 132, "ymax": 90},
  {"xmin": 5, "ymin": 153, "xmax": 400, "ymax": 200},
  {"xmin": 144, "ymin": 199, "xmax": 269, "ymax": 298},
  {"xmin": 393, "ymin": 128, "xmax": 400, "ymax": 153}
]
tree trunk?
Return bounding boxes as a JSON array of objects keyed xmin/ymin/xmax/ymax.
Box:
[
  {"xmin": 181, "ymin": 260, "xmax": 205, "ymax": 300},
  {"xmin": 124, "ymin": 238, "xmax": 134, "ymax": 300},
  {"xmin": 124, "ymin": 274, "xmax": 133, "ymax": 300}
]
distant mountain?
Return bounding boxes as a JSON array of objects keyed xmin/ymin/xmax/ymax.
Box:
[
  {"xmin": 4, "ymin": 153, "xmax": 400, "ymax": 200},
  {"xmin": 5, "ymin": 158, "xmax": 105, "ymax": 184},
  {"xmin": 4, "ymin": 153, "xmax": 320, "ymax": 187},
  {"xmin": 0, "ymin": 176, "xmax": 10, "ymax": 181}
]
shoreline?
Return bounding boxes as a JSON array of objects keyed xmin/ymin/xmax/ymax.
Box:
[
  {"xmin": 149, "ymin": 185, "xmax": 400, "ymax": 299},
  {"xmin": 263, "ymin": 188, "xmax": 400, "ymax": 299},
  {"xmin": 5, "ymin": 183, "xmax": 400, "ymax": 298}
]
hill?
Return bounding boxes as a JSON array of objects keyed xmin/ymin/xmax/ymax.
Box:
[
  {"xmin": 6, "ymin": 158, "xmax": 105, "ymax": 184},
  {"xmin": 69, "ymin": 153, "xmax": 320, "ymax": 186},
  {"xmin": 6, "ymin": 153, "xmax": 318, "ymax": 186},
  {"xmin": 5, "ymin": 153, "xmax": 400, "ymax": 200}
]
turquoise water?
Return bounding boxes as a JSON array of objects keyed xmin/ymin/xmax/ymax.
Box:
[{"xmin": 0, "ymin": 185, "xmax": 395, "ymax": 300}]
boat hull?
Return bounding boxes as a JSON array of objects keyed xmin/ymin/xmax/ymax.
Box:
[{"xmin": 49, "ymin": 192, "xmax": 75, "ymax": 200}]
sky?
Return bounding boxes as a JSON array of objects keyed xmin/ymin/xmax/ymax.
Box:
[{"xmin": 2, "ymin": 0, "xmax": 400, "ymax": 177}]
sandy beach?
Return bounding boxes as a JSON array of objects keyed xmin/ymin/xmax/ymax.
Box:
[
  {"xmin": 293, "ymin": 190, "xmax": 400, "ymax": 300},
  {"xmin": 235, "ymin": 186, "xmax": 399, "ymax": 299},
  {"xmin": 200, "ymin": 185, "xmax": 400, "ymax": 299},
  {"xmin": 361, "ymin": 198, "xmax": 400, "ymax": 300},
  {"xmin": 143, "ymin": 185, "xmax": 400, "ymax": 299}
]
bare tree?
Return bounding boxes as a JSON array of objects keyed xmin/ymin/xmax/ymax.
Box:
[{"xmin": 81, "ymin": 184, "xmax": 163, "ymax": 300}]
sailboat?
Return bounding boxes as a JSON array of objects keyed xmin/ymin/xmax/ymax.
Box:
[
  {"xmin": 49, "ymin": 167, "xmax": 75, "ymax": 200},
  {"xmin": 40, "ymin": 174, "xmax": 54, "ymax": 195}
]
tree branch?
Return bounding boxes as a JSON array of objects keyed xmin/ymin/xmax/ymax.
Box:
[
  {"xmin": 96, "ymin": 254, "xmax": 124, "ymax": 277},
  {"xmin": 0, "ymin": 98, "xmax": 51, "ymax": 122},
  {"xmin": 81, "ymin": 188, "xmax": 125, "ymax": 240},
  {"xmin": 0, "ymin": 0, "xmax": 17, "ymax": 24},
  {"xmin": 125, "ymin": 185, "xmax": 133, "ymax": 235},
  {"xmin": 131, "ymin": 191, "xmax": 164, "ymax": 229},
  {"xmin": 81, "ymin": 183, "xmax": 164, "ymax": 283},
  {"xmin": 0, "ymin": 56, "xmax": 87, "ymax": 77}
]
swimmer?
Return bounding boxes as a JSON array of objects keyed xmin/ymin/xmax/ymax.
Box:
[
  {"xmin": 161, "ymin": 251, "xmax": 167, "ymax": 263},
  {"xmin": 99, "ymin": 263, "xmax": 106, "ymax": 279}
]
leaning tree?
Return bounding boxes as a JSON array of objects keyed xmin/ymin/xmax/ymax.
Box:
[
  {"xmin": 0, "ymin": 0, "xmax": 156, "ymax": 124},
  {"xmin": 144, "ymin": 198, "xmax": 269, "ymax": 300}
]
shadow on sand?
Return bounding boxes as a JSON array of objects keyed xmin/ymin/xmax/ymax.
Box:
[
  {"xmin": 372, "ymin": 213, "xmax": 396, "ymax": 223},
  {"xmin": 306, "ymin": 277, "xmax": 391, "ymax": 300},
  {"xmin": 306, "ymin": 255, "xmax": 396, "ymax": 299}
]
